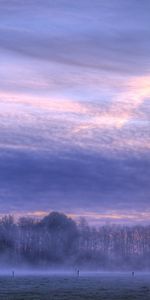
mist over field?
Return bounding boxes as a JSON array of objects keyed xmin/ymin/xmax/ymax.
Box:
[{"xmin": 0, "ymin": 211, "xmax": 150, "ymax": 272}]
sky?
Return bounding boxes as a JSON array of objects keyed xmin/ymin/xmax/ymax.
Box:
[{"xmin": 0, "ymin": 0, "xmax": 150, "ymax": 225}]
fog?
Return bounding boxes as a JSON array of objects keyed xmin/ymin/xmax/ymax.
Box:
[{"xmin": 0, "ymin": 212, "xmax": 150, "ymax": 272}]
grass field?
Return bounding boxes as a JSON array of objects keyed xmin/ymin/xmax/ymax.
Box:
[{"xmin": 0, "ymin": 272, "xmax": 150, "ymax": 300}]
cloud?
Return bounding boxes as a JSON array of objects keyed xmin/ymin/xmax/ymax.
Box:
[
  {"xmin": 0, "ymin": 0, "xmax": 150, "ymax": 75},
  {"xmin": 0, "ymin": 0, "xmax": 150, "ymax": 223},
  {"xmin": 0, "ymin": 145, "xmax": 149, "ymax": 216}
]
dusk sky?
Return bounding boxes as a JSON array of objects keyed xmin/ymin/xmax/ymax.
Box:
[{"xmin": 0, "ymin": 0, "xmax": 149, "ymax": 225}]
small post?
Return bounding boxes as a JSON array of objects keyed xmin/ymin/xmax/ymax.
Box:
[
  {"xmin": 12, "ymin": 270, "xmax": 15, "ymax": 278},
  {"xmin": 132, "ymin": 271, "xmax": 134, "ymax": 277}
]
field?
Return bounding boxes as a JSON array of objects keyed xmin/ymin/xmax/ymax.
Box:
[{"xmin": 0, "ymin": 272, "xmax": 150, "ymax": 300}]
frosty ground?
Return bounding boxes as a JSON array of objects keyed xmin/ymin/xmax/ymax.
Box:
[{"xmin": 0, "ymin": 272, "xmax": 150, "ymax": 300}]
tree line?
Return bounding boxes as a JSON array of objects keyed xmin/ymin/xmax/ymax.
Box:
[{"xmin": 0, "ymin": 212, "xmax": 150, "ymax": 270}]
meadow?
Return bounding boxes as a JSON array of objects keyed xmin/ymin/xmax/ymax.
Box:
[{"xmin": 0, "ymin": 272, "xmax": 150, "ymax": 300}]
